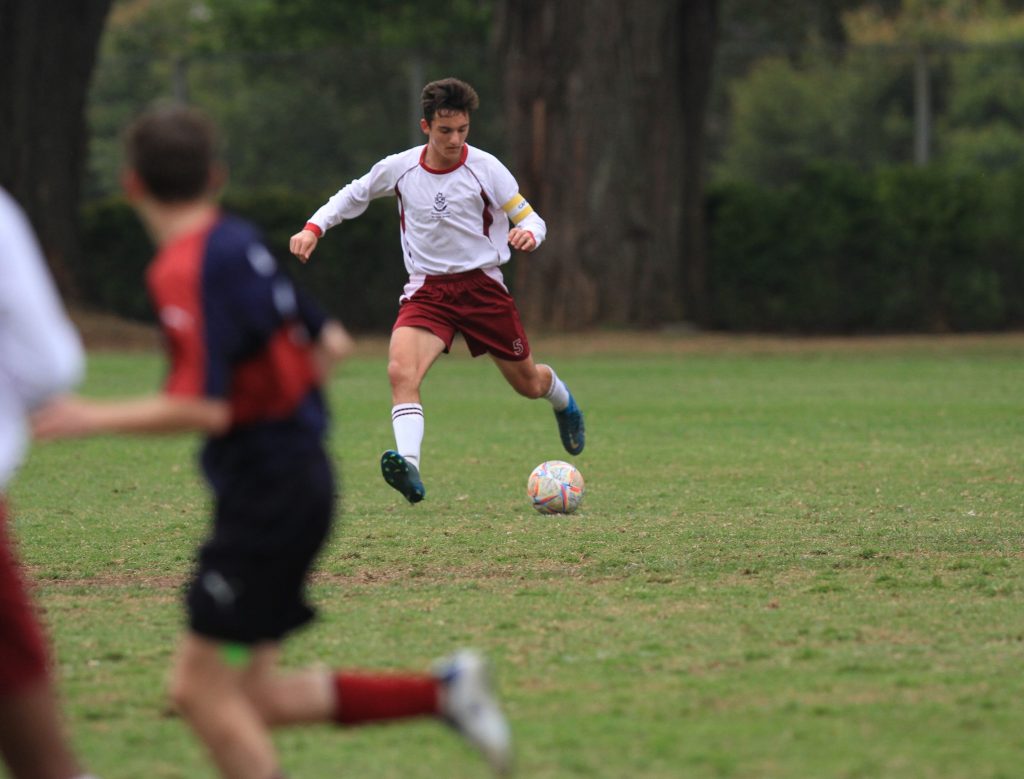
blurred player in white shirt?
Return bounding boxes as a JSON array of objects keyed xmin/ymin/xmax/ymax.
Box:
[
  {"xmin": 0, "ymin": 186, "xmax": 97, "ymax": 779},
  {"xmin": 290, "ymin": 77, "xmax": 585, "ymax": 503}
]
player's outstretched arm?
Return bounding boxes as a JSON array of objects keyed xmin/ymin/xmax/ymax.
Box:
[
  {"xmin": 31, "ymin": 394, "xmax": 231, "ymax": 439},
  {"xmin": 289, "ymin": 229, "xmax": 319, "ymax": 263}
]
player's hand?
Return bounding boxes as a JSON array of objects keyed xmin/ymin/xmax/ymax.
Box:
[
  {"xmin": 508, "ymin": 228, "xmax": 537, "ymax": 252},
  {"xmin": 313, "ymin": 320, "xmax": 355, "ymax": 377},
  {"xmin": 290, "ymin": 229, "xmax": 319, "ymax": 263},
  {"xmin": 30, "ymin": 395, "xmax": 99, "ymax": 439}
]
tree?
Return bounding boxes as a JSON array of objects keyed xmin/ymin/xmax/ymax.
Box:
[
  {"xmin": 87, "ymin": 0, "xmax": 498, "ymax": 197},
  {"xmin": 716, "ymin": 0, "xmax": 1024, "ymax": 184},
  {"xmin": 0, "ymin": 0, "xmax": 112, "ymax": 295},
  {"xmin": 496, "ymin": 0, "xmax": 718, "ymax": 329}
]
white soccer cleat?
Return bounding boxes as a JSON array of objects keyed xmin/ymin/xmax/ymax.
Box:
[{"xmin": 434, "ymin": 649, "xmax": 513, "ymax": 776}]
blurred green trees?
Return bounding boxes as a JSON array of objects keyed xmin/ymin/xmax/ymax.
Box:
[
  {"xmin": 83, "ymin": 0, "xmax": 501, "ymax": 332},
  {"xmin": 80, "ymin": 0, "xmax": 1024, "ymax": 332},
  {"xmin": 716, "ymin": 0, "xmax": 1024, "ymax": 183},
  {"xmin": 88, "ymin": 0, "xmax": 498, "ymax": 198}
]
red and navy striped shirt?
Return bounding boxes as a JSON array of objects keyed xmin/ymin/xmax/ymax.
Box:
[{"xmin": 147, "ymin": 213, "xmax": 328, "ymax": 481}]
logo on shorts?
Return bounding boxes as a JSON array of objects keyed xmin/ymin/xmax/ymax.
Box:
[
  {"xmin": 201, "ymin": 571, "xmax": 237, "ymax": 608},
  {"xmin": 512, "ymin": 338, "xmax": 524, "ymax": 356}
]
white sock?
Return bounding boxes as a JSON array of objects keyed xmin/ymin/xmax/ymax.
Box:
[
  {"xmin": 391, "ymin": 403, "xmax": 424, "ymax": 469},
  {"xmin": 541, "ymin": 365, "xmax": 570, "ymax": 411}
]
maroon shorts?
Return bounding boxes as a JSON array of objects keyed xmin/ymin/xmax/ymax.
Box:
[
  {"xmin": 0, "ymin": 499, "xmax": 49, "ymax": 695},
  {"xmin": 393, "ymin": 269, "xmax": 531, "ymax": 361}
]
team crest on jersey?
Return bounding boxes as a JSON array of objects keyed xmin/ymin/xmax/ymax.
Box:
[{"xmin": 432, "ymin": 192, "xmax": 449, "ymax": 219}]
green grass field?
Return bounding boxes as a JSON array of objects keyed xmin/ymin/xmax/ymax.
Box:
[{"xmin": 10, "ymin": 333, "xmax": 1024, "ymax": 779}]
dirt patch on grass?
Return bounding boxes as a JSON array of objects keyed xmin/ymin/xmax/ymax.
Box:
[{"xmin": 28, "ymin": 559, "xmax": 598, "ymax": 592}]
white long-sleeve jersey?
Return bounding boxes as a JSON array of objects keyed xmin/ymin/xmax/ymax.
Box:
[
  {"xmin": 0, "ymin": 188, "xmax": 84, "ymax": 490},
  {"xmin": 306, "ymin": 144, "xmax": 546, "ymax": 284}
]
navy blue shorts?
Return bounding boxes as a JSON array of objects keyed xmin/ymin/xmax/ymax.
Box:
[{"xmin": 187, "ymin": 445, "xmax": 335, "ymax": 644}]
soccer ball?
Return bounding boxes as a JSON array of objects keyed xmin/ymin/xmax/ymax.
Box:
[{"xmin": 527, "ymin": 460, "xmax": 585, "ymax": 514}]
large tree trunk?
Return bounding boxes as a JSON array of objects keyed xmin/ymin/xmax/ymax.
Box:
[
  {"xmin": 679, "ymin": 0, "xmax": 717, "ymax": 326},
  {"xmin": 0, "ymin": 0, "xmax": 112, "ymax": 297},
  {"xmin": 496, "ymin": 0, "xmax": 717, "ymax": 329}
]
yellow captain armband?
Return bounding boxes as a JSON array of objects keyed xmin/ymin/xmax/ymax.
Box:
[{"xmin": 501, "ymin": 193, "xmax": 535, "ymax": 225}]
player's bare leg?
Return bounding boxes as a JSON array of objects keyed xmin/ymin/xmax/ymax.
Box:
[
  {"xmin": 387, "ymin": 326, "xmax": 446, "ymax": 406},
  {"xmin": 239, "ymin": 646, "xmax": 335, "ymax": 727},
  {"xmin": 492, "ymin": 355, "xmax": 585, "ymax": 455},
  {"xmin": 169, "ymin": 634, "xmax": 280, "ymax": 779},
  {"xmin": 491, "ymin": 354, "xmax": 549, "ymax": 399},
  {"xmin": 192, "ymin": 643, "xmax": 512, "ymax": 776},
  {"xmin": 382, "ymin": 326, "xmax": 446, "ymax": 502}
]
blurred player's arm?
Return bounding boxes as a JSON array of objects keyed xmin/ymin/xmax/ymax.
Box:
[
  {"xmin": 314, "ymin": 320, "xmax": 355, "ymax": 375},
  {"xmin": 282, "ymin": 273, "xmax": 354, "ymax": 374},
  {"xmin": 31, "ymin": 393, "xmax": 229, "ymax": 440}
]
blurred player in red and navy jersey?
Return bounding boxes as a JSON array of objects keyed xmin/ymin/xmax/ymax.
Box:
[
  {"xmin": 32, "ymin": 105, "xmax": 511, "ymax": 779},
  {"xmin": 0, "ymin": 186, "xmax": 97, "ymax": 779},
  {"xmin": 290, "ymin": 77, "xmax": 585, "ymax": 505}
]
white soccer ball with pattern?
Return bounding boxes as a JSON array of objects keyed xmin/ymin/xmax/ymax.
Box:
[{"xmin": 527, "ymin": 460, "xmax": 585, "ymax": 514}]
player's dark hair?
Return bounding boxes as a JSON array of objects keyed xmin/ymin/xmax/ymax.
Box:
[
  {"xmin": 124, "ymin": 104, "xmax": 218, "ymax": 202},
  {"xmin": 421, "ymin": 78, "xmax": 480, "ymax": 124}
]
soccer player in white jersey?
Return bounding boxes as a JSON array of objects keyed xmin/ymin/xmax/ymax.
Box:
[
  {"xmin": 290, "ymin": 77, "xmax": 585, "ymax": 504},
  {"xmin": 0, "ymin": 187, "xmax": 98, "ymax": 779}
]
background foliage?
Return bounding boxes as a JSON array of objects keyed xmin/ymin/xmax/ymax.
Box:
[
  {"xmin": 83, "ymin": 160, "xmax": 1024, "ymax": 333},
  {"xmin": 87, "ymin": 0, "xmax": 499, "ymax": 198},
  {"xmin": 78, "ymin": 0, "xmax": 1024, "ymax": 333},
  {"xmin": 81, "ymin": 194, "xmax": 409, "ymax": 331},
  {"xmin": 707, "ymin": 162, "xmax": 1024, "ymax": 332}
]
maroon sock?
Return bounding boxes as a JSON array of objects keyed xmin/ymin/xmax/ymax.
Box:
[{"xmin": 332, "ymin": 672, "xmax": 440, "ymax": 725}]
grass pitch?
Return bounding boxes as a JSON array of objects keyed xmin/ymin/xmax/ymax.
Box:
[{"xmin": 10, "ymin": 333, "xmax": 1024, "ymax": 778}]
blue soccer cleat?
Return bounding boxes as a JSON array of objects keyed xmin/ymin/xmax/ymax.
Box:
[
  {"xmin": 380, "ymin": 450, "xmax": 426, "ymax": 504},
  {"xmin": 554, "ymin": 392, "xmax": 585, "ymax": 455}
]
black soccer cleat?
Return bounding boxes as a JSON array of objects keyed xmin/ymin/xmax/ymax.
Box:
[{"xmin": 380, "ymin": 450, "xmax": 426, "ymax": 504}]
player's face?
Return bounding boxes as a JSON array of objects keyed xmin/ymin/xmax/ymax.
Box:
[{"xmin": 421, "ymin": 111, "xmax": 470, "ymax": 168}]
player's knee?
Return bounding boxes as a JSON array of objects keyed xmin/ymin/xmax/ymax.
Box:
[
  {"xmin": 167, "ymin": 668, "xmax": 199, "ymax": 717},
  {"xmin": 517, "ymin": 363, "xmax": 553, "ymax": 399},
  {"xmin": 513, "ymin": 374, "xmax": 546, "ymax": 399},
  {"xmin": 387, "ymin": 358, "xmax": 416, "ymax": 392},
  {"xmin": 239, "ymin": 675, "xmax": 278, "ymax": 722}
]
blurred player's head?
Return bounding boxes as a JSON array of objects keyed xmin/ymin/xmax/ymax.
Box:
[
  {"xmin": 421, "ymin": 78, "xmax": 479, "ymax": 125},
  {"xmin": 123, "ymin": 104, "xmax": 221, "ymax": 203}
]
